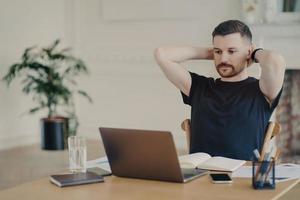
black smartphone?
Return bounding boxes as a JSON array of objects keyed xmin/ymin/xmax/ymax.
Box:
[
  {"xmin": 209, "ymin": 173, "xmax": 232, "ymax": 184},
  {"xmin": 87, "ymin": 167, "xmax": 112, "ymax": 177}
]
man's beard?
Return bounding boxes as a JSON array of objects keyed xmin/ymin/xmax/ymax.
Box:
[{"xmin": 216, "ymin": 63, "xmax": 245, "ymax": 78}]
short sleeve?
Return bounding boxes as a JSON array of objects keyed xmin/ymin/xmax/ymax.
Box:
[
  {"xmin": 269, "ymin": 87, "xmax": 283, "ymax": 111},
  {"xmin": 258, "ymin": 85, "xmax": 283, "ymax": 112},
  {"xmin": 180, "ymin": 72, "xmax": 207, "ymax": 106}
]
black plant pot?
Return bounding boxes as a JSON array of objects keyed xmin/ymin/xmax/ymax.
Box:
[{"xmin": 41, "ymin": 117, "xmax": 68, "ymax": 150}]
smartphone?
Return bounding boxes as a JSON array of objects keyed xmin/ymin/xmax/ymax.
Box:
[
  {"xmin": 210, "ymin": 173, "xmax": 232, "ymax": 184},
  {"xmin": 87, "ymin": 167, "xmax": 112, "ymax": 177}
]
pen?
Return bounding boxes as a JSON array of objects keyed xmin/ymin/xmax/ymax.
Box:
[
  {"xmin": 253, "ymin": 149, "xmax": 261, "ymax": 161},
  {"xmin": 261, "ymin": 158, "xmax": 274, "ymax": 184},
  {"xmin": 264, "ymin": 149, "xmax": 281, "ymax": 183},
  {"xmin": 257, "ymin": 153, "xmax": 271, "ymax": 186}
]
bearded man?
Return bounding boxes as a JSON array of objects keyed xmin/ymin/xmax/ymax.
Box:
[{"xmin": 154, "ymin": 20, "xmax": 285, "ymax": 160}]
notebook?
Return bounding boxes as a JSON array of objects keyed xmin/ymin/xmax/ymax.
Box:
[
  {"xmin": 50, "ymin": 172, "xmax": 104, "ymax": 187},
  {"xmin": 99, "ymin": 127, "xmax": 208, "ymax": 183}
]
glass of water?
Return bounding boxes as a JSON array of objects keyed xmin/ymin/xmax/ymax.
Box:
[{"xmin": 68, "ymin": 136, "xmax": 87, "ymax": 173}]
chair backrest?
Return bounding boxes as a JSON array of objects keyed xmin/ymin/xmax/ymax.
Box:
[
  {"xmin": 181, "ymin": 119, "xmax": 191, "ymax": 152},
  {"xmin": 260, "ymin": 122, "xmax": 281, "ymax": 161},
  {"xmin": 180, "ymin": 119, "xmax": 281, "ymax": 160}
]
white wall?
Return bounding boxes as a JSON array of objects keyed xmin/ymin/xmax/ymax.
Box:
[
  {"xmin": 0, "ymin": 0, "xmax": 247, "ymax": 150},
  {"xmin": 68, "ymin": 0, "xmax": 244, "ymax": 152},
  {"xmin": 0, "ymin": 0, "xmax": 70, "ymax": 149}
]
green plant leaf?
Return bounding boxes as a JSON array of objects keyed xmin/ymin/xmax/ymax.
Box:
[
  {"xmin": 78, "ymin": 90, "xmax": 93, "ymax": 103},
  {"xmin": 2, "ymin": 63, "xmax": 21, "ymax": 85},
  {"xmin": 22, "ymin": 46, "xmax": 36, "ymax": 62},
  {"xmin": 29, "ymin": 106, "xmax": 43, "ymax": 114}
]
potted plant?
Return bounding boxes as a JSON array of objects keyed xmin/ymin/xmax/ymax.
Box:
[{"xmin": 2, "ymin": 39, "xmax": 92, "ymax": 150}]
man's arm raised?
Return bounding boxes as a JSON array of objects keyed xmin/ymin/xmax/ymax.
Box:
[
  {"xmin": 254, "ymin": 49, "xmax": 286, "ymax": 103},
  {"xmin": 154, "ymin": 46, "xmax": 213, "ymax": 96}
]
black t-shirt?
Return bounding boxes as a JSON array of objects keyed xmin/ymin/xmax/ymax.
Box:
[{"xmin": 181, "ymin": 72, "xmax": 282, "ymax": 160}]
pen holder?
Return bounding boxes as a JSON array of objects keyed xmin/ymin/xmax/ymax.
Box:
[{"xmin": 252, "ymin": 160, "xmax": 275, "ymax": 189}]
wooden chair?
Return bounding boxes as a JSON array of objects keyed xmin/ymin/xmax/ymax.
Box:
[
  {"xmin": 181, "ymin": 119, "xmax": 191, "ymax": 152},
  {"xmin": 260, "ymin": 122, "xmax": 281, "ymax": 161},
  {"xmin": 181, "ymin": 119, "xmax": 281, "ymax": 160}
]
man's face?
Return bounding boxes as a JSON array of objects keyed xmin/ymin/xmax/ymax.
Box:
[{"xmin": 212, "ymin": 33, "xmax": 252, "ymax": 78}]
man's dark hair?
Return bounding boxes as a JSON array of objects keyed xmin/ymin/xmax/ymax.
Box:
[{"xmin": 212, "ymin": 20, "xmax": 252, "ymax": 42}]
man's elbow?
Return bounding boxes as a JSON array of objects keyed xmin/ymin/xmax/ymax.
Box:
[
  {"xmin": 266, "ymin": 51, "xmax": 286, "ymax": 71},
  {"xmin": 154, "ymin": 47, "xmax": 166, "ymax": 62},
  {"xmin": 154, "ymin": 47, "xmax": 169, "ymax": 68}
]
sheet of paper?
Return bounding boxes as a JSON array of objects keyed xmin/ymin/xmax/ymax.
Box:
[
  {"xmin": 87, "ymin": 156, "xmax": 111, "ymax": 172},
  {"xmin": 232, "ymin": 163, "xmax": 300, "ymax": 182}
]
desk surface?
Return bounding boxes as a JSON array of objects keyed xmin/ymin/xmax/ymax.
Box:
[
  {"xmin": 1, "ymin": 140, "xmax": 299, "ymax": 200},
  {"xmin": 0, "ymin": 172, "xmax": 299, "ymax": 200}
]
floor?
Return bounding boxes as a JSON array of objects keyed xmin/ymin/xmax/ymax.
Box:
[
  {"xmin": 0, "ymin": 141, "xmax": 299, "ymax": 199},
  {"xmin": 0, "ymin": 140, "xmax": 104, "ymax": 190}
]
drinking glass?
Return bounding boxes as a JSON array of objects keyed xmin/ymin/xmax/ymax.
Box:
[{"xmin": 68, "ymin": 136, "xmax": 87, "ymax": 173}]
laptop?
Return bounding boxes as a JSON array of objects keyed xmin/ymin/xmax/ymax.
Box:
[{"xmin": 99, "ymin": 127, "xmax": 208, "ymax": 183}]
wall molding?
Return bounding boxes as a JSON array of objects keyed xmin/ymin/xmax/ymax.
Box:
[
  {"xmin": 251, "ymin": 23, "xmax": 300, "ymax": 68},
  {"xmin": 102, "ymin": 0, "xmax": 213, "ymax": 21},
  {"xmin": 251, "ymin": 23, "xmax": 300, "ymax": 38}
]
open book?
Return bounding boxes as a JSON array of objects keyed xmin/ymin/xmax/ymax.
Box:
[{"xmin": 179, "ymin": 153, "xmax": 246, "ymax": 172}]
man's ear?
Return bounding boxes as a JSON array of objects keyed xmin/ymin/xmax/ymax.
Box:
[
  {"xmin": 245, "ymin": 44, "xmax": 254, "ymax": 67},
  {"xmin": 246, "ymin": 44, "xmax": 254, "ymax": 59}
]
